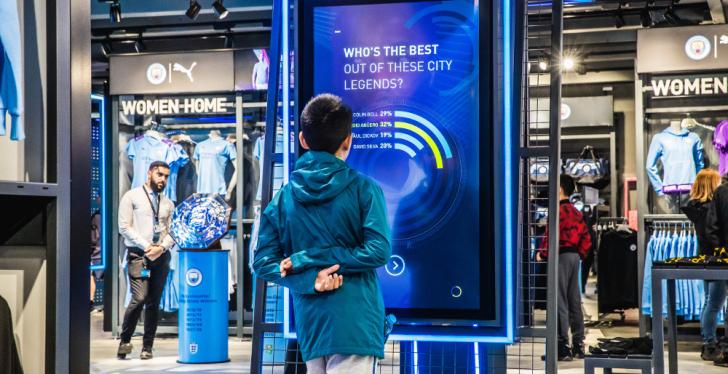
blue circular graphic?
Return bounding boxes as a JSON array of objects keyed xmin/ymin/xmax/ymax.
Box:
[{"xmin": 347, "ymin": 105, "xmax": 463, "ymax": 241}]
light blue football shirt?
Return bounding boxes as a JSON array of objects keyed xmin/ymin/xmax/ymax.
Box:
[
  {"xmin": 125, "ymin": 134, "xmax": 188, "ymax": 201},
  {"xmin": 194, "ymin": 137, "xmax": 237, "ymax": 195},
  {"xmin": 165, "ymin": 143, "xmax": 189, "ymax": 202}
]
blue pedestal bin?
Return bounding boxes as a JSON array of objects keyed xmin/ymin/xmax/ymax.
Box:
[{"xmin": 178, "ymin": 249, "xmax": 230, "ymax": 364}]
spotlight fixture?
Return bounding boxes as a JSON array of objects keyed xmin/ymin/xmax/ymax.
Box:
[
  {"xmin": 224, "ymin": 30, "xmax": 234, "ymax": 49},
  {"xmin": 212, "ymin": 0, "xmax": 229, "ymax": 20},
  {"xmin": 664, "ymin": 6, "xmax": 681, "ymax": 25},
  {"xmin": 563, "ymin": 57, "xmax": 575, "ymax": 71},
  {"xmin": 614, "ymin": 2, "xmax": 625, "ymax": 29},
  {"xmin": 134, "ymin": 35, "xmax": 145, "ymax": 53},
  {"xmin": 186, "ymin": 0, "xmax": 202, "ymax": 20},
  {"xmin": 100, "ymin": 39, "xmax": 113, "ymax": 58},
  {"xmin": 640, "ymin": 7, "xmax": 652, "ymax": 27},
  {"xmin": 538, "ymin": 60, "xmax": 548, "ymax": 71},
  {"xmin": 109, "ymin": 0, "xmax": 121, "ymax": 23},
  {"xmin": 576, "ymin": 64, "xmax": 587, "ymax": 75}
]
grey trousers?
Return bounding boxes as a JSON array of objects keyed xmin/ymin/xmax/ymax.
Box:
[
  {"xmin": 306, "ymin": 355, "xmax": 376, "ymax": 374},
  {"xmin": 558, "ymin": 252, "xmax": 585, "ymax": 345}
]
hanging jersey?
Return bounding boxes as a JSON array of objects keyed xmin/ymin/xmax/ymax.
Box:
[
  {"xmin": 0, "ymin": 0, "xmax": 24, "ymax": 141},
  {"xmin": 714, "ymin": 120, "xmax": 728, "ymax": 175},
  {"xmin": 194, "ymin": 138, "xmax": 237, "ymax": 195},
  {"xmin": 176, "ymin": 141, "xmax": 198, "ymax": 203},
  {"xmin": 125, "ymin": 134, "xmax": 187, "ymax": 191},
  {"xmin": 164, "ymin": 143, "xmax": 189, "ymax": 202}
]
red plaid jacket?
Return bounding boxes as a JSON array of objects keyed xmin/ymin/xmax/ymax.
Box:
[{"xmin": 539, "ymin": 200, "xmax": 591, "ymax": 259}]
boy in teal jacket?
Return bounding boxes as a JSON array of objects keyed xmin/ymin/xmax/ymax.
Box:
[{"xmin": 253, "ymin": 94, "xmax": 392, "ymax": 373}]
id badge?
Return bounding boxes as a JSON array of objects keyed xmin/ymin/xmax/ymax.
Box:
[
  {"xmin": 153, "ymin": 221, "xmax": 164, "ymax": 243},
  {"xmin": 140, "ymin": 268, "xmax": 151, "ymax": 278},
  {"xmin": 153, "ymin": 222, "xmax": 164, "ymax": 235}
]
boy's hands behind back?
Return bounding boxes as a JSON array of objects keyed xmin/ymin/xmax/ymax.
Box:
[
  {"xmin": 314, "ymin": 264, "xmax": 344, "ymax": 293},
  {"xmin": 280, "ymin": 257, "xmax": 343, "ymax": 293},
  {"xmin": 280, "ymin": 257, "xmax": 294, "ymax": 277}
]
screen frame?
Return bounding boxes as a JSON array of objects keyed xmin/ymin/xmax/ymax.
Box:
[{"xmin": 289, "ymin": 0, "xmax": 516, "ymax": 342}]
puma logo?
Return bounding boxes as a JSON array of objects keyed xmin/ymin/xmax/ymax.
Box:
[{"xmin": 173, "ymin": 62, "xmax": 197, "ymax": 82}]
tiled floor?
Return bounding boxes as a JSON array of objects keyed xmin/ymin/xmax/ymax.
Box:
[
  {"xmin": 90, "ymin": 311, "xmax": 252, "ymax": 374},
  {"xmin": 90, "ymin": 278, "xmax": 728, "ymax": 373}
]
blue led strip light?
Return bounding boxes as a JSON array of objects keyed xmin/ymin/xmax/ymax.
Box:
[
  {"xmin": 90, "ymin": 94, "xmax": 106, "ymax": 272},
  {"xmin": 285, "ymin": 0, "xmax": 516, "ymax": 343},
  {"xmin": 503, "ymin": 0, "xmax": 515, "ymax": 343}
]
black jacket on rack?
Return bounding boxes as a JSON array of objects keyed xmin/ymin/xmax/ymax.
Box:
[
  {"xmin": 682, "ymin": 199, "xmax": 716, "ymax": 256},
  {"xmin": 0, "ymin": 295, "xmax": 23, "ymax": 374},
  {"xmin": 597, "ymin": 228, "xmax": 639, "ymax": 313}
]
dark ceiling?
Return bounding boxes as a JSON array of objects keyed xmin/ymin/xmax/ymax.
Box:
[
  {"xmin": 91, "ymin": 1, "xmax": 273, "ymax": 82},
  {"xmin": 91, "ymin": 1, "xmax": 725, "ymax": 82},
  {"xmin": 528, "ymin": 0, "xmax": 720, "ymax": 74}
]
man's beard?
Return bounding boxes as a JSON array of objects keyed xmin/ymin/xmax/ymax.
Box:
[{"xmin": 150, "ymin": 181, "xmax": 165, "ymax": 193}]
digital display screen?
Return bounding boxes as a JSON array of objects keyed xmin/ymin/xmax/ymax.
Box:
[{"xmin": 309, "ymin": 0, "xmax": 492, "ymax": 319}]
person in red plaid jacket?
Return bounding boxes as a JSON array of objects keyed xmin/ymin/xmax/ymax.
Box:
[{"xmin": 538, "ymin": 174, "xmax": 592, "ymax": 361}]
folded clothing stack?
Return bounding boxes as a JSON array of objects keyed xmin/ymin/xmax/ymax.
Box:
[
  {"xmin": 656, "ymin": 247, "xmax": 728, "ymax": 266},
  {"xmin": 588, "ymin": 337, "xmax": 652, "ymax": 357}
]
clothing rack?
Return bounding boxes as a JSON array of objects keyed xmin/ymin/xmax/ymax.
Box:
[
  {"xmin": 645, "ymin": 105, "xmax": 728, "ymax": 114},
  {"xmin": 163, "ymin": 123, "xmax": 237, "ymax": 130},
  {"xmin": 643, "ymin": 214, "xmax": 688, "ymax": 221},
  {"xmin": 595, "ymin": 217, "xmax": 628, "ymax": 232}
]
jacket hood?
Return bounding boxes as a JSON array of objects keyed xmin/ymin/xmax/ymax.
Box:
[
  {"xmin": 290, "ymin": 151, "xmax": 358, "ymax": 204},
  {"xmin": 663, "ymin": 127, "xmax": 689, "ymax": 137},
  {"xmin": 681, "ymin": 199, "xmax": 709, "ymax": 222}
]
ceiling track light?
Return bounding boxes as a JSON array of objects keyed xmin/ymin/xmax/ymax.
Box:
[
  {"xmin": 186, "ymin": 0, "xmax": 202, "ymax": 20},
  {"xmin": 563, "ymin": 56, "xmax": 576, "ymax": 71},
  {"xmin": 224, "ymin": 29, "xmax": 234, "ymax": 49},
  {"xmin": 109, "ymin": 0, "xmax": 121, "ymax": 23},
  {"xmin": 212, "ymin": 0, "xmax": 229, "ymax": 20},
  {"xmin": 134, "ymin": 34, "xmax": 145, "ymax": 54},
  {"xmin": 614, "ymin": 2, "xmax": 625, "ymax": 29},
  {"xmin": 640, "ymin": 7, "xmax": 652, "ymax": 27},
  {"xmin": 100, "ymin": 38, "xmax": 113, "ymax": 58},
  {"xmin": 664, "ymin": 6, "xmax": 681, "ymax": 25}
]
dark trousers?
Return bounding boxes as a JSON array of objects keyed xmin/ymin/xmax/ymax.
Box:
[
  {"xmin": 558, "ymin": 252, "xmax": 585, "ymax": 346},
  {"xmin": 120, "ymin": 248, "xmax": 170, "ymax": 348}
]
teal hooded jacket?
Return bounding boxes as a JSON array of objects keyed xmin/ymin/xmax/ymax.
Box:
[{"xmin": 252, "ymin": 150, "xmax": 392, "ymax": 361}]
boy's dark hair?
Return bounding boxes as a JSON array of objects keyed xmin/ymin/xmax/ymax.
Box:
[
  {"xmin": 560, "ymin": 174, "xmax": 575, "ymax": 196},
  {"xmin": 149, "ymin": 161, "xmax": 170, "ymax": 171},
  {"xmin": 300, "ymin": 94, "xmax": 353, "ymax": 154}
]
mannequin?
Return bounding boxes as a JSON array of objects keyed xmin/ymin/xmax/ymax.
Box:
[
  {"xmin": 193, "ymin": 130, "xmax": 238, "ymax": 198},
  {"xmin": 252, "ymin": 49, "xmax": 269, "ymax": 90},
  {"xmin": 670, "ymin": 120, "xmax": 682, "ymax": 133},
  {"xmin": 646, "ymin": 120, "xmax": 704, "ymax": 212},
  {"xmin": 220, "ymin": 131, "xmax": 239, "ymax": 200}
]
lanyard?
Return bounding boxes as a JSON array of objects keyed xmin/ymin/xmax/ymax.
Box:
[{"xmin": 142, "ymin": 185, "xmax": 160, "ymax": 224}]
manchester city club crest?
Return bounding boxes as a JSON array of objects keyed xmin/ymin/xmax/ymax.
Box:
[
  {"xmin": 146, "ymin": 62, "xmax": 167, "ymax": 85},
  {"xmin": 684, "ymin": 35, "xmax": 711, "ymax": 61},
  {"xmin": 170, "ymin": 193, "xmax": 231, "ymax": 249}
]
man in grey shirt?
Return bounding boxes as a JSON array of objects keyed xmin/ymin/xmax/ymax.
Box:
[{"xmin": 117, "ymin": 161, "xmax": 175, "ymax": 360}]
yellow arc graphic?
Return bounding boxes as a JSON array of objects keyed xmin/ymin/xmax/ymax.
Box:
[{"xmin": 394, "ymin": 122, "xmax": 444, "ymax": 169}]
